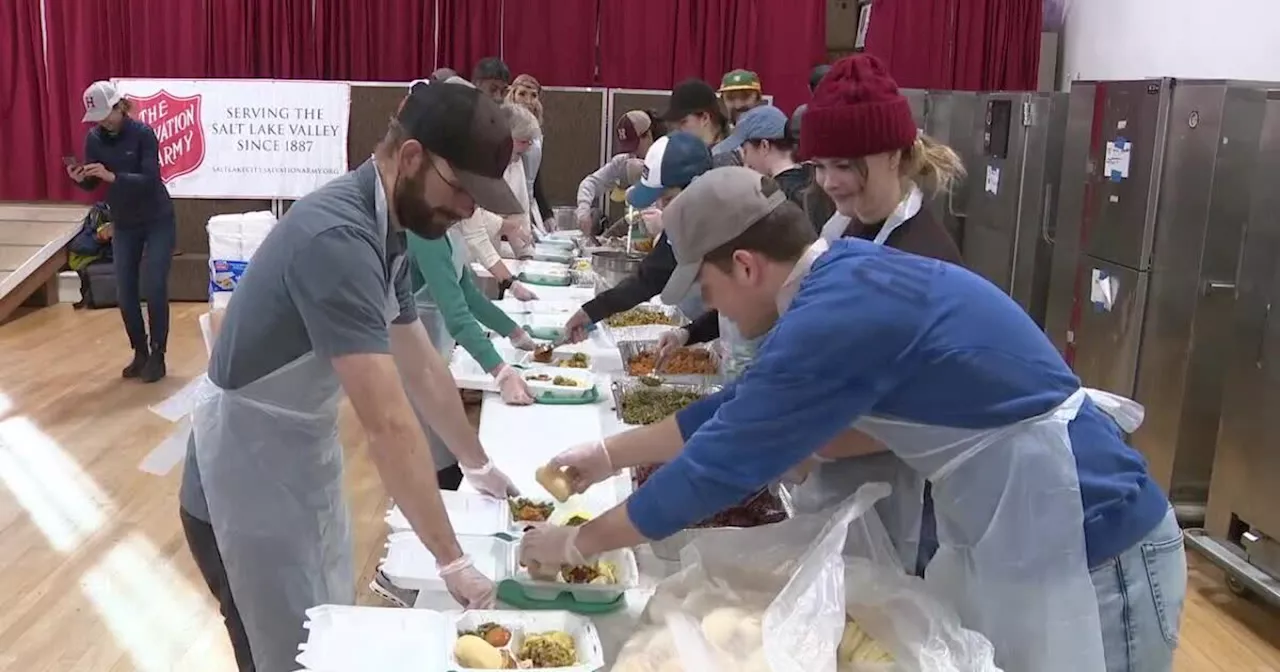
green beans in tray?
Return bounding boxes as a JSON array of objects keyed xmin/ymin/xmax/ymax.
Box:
[{"xmin": 610, "ymin": 380, "xmax": 719, "ymax": 426}]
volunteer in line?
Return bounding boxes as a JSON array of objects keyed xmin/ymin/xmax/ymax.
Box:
[
  {"xmin": 659, "ymin": 56, "xmax": 968, "ymax": 571},
  {"xmin": 717, "ymin": 69, "xmax": 765, "ymax": 123},
  {"xmin": 179, "ymin": 82, "xmax": 522, "ymax": 672},
  {"xmin": 522, "ymin": 168, "xmax": 1186, "ymax": 672},
  {"xmin": 68, "ymin": 80, "xmax": 175, "ymax": 383},
  {"xmin": 408, "ymin": 226, "xmax": 539, "ymax": 406},
  {"xmin": 574, "ymin": 110, "xmax": 665, "ymax": 233},
  {"xmin": 458, "ymin": 102, "xmax": 543, "ymax": 301},
  {"xmin": 506, "ymin": 74, "xmax": 553, "ymax": 233},
  {"xmin": 663, "ymin": 79, "xmax": 740, "ymax": 167},
  {"xmin": 471, "ymin": 57, "xmax": 511, "ymax": 103},
  {"xmin": 656, "ymin": 104, "xmax": 815, "ymax": 378},
  {"xmin": 561, "ymin": 132, "xmax": 713, "ymax": 342}
]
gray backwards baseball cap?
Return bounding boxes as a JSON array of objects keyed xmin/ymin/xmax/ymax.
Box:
[{"xmin": 659, "ymin": 166, "xmax": 787, "ymax": 304}]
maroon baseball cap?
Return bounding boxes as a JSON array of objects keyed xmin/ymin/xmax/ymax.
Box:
[
  {"xmin": 615, "ymin": 110, "xmax": 652, "ymax": 154},
  {"xmin": 397, "ymin": 81, "xmax": 522, "ymax": 215}
]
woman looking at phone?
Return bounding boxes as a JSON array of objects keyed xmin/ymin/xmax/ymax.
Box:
[{"xmin": 67, "ymin": 80, "xmax": 175, "ymax": 383}]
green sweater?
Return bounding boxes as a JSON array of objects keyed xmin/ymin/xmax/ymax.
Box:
[{"xmin": 408, "ymin": 232, "xmax": 518, "ymax": 372}]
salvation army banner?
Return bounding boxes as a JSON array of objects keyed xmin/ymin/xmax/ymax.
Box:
[{"xmin": 111, "ymin": 79, "xmax": 351, "ymax": 199}]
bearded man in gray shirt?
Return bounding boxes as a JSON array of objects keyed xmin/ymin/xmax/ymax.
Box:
[{"xmin": 178, "ymin": 81, "xmax": 522, "ymax": 672}]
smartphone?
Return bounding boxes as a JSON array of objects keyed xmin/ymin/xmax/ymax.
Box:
[{"xmin": 63, "ymin": 156, "xmax": 80, "ymax": 168}]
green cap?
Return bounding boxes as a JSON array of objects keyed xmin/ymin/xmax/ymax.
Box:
[{"xmin": 718, "ymin": 69, "xmax": 762, "ymax": 94}]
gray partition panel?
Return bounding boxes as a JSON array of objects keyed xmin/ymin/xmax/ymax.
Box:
[
  {"xmin": 349, "ymin": 84, "xmax": 411, "ymax": 170},
  {"xmin": 540, "ymin": 87, "xmax": 608, "ymax": 207}
]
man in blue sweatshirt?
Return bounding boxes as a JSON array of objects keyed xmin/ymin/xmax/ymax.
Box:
[
  {"xmin": 520, "ymin": 167, "xmax": 1187, "ymax": 672},
  {"xmin": 68, "ymin": 80, "xmax": 175, "ymax": 382}
]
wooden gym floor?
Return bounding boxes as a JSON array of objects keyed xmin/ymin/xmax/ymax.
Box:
[{"xmin": 0, "ymin": 303, "xmax": 1276, "ymax": 671}]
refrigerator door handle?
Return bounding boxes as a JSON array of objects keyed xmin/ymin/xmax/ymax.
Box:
[
  {"xmin": 1203, "ymin": 281, "xmax": 1237, "ymax": 296},
  {"xmin": 1259, "ymin": 302, "xmax": 1272, "ymax": 370}
]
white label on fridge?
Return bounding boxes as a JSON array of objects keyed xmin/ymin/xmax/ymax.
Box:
[
  {"xmin": 985, "ymin": 165, "xmax": 1000, "ymax": 195},
  {"xmin": 1104, "ymin": 140, "xmax": 1132, "ymax": 181},
  {"xmin": 1090, "ymin": 269, "xmax": 1120, "ymax": 312}
]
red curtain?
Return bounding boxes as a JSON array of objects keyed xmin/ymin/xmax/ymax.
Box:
[
  {"xmin": 951, "ymin": 0, "xmax": 1042, "ymax": 90},
  {"xmin": 316, "ymin": 0, "xmax": 435, "ymax": 81},
  {"xmin": 436, "ymin": 0, "xmax": 503, "ymax": 76},
  {"xmin": 215, "ymin": 0, "xmax": 319, "ymax": 79},
  {"xmin": 671, "ymin": 0, "xmax": 755, "ymax": 85},
  {"xmin": 667, "ymin": 0, "xmax": 825, "ymax": 114},
  {"xmin": 865, "ymin": 0, "xmax": 1041, "ymax": 91},
  {"xmin": 598, "ymin": 0, "xmax": 681, "ymax": 89},
  {"xmin": 0, "ymin": 0, "xmax": 51, "ymax": 201},
  {"xmin": 747, "ymin": 0, "xmax": 827, "ymax": 114},
  {"xmin": 502, "ymin": 0, "xmax": 598, "ymax": 86},
  {"xmin": 42, "ymin": 0, "xmax": 127, "ymax": 202},
  {"xmin": 862, "ymin": 0, "xmax": 956, "ymax": 90}
]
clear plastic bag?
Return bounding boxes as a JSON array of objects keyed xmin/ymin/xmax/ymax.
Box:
[{"xmin": 613, "ymin": 483, "xmax": 1003, "ymax": 672}]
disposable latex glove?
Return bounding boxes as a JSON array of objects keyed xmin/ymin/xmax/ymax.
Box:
[
  {"xmin": 438, "ymin": 555, "xmax": 497, "ymax": 609},
  {"xmin": 640, "ymin": 208, "xmax": 663, "ymax": 237},
  {"xmin": 461, "ymin": 460, "xmax": 521, "ymax": 498},
  {"xmin": 519, "ymin": 523, "xmax": 587, "ymax": 579},
  {"xmin": 510, "ymin": 281, "xmax": 538, "ymax": 301},
  {"xmin": 781, "ymin": 456, "xmax": 822, "ymax": 485},
  {"xmin": 577, "ymin": 213, "xmax": 594, "ymax": 235},
  {"xmin": 546, "ymin": 440, "xmax": 615, "ymax": 495},
  {"xmin": 563, "ymin": 309, "xmax": 594, "ymax": 344},
  {"xmin": 494, "ymin": 364, "xmax": 535, "ymax": 406},
  {"xmin": 508, "ymin": 328, "xmax": 537, "ymax": 351},
  {"xmin": 656, "ymin": 328, "xmax": 690, "ymax": 358}
]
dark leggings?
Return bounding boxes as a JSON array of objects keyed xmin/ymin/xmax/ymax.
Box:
[
  {"xmin": 111, "ymin": 216, "xmax": 175, "ymax": 353},
  {"xmin": 180, "ymin": 507, "xmax": 255, "ymax": 672}
]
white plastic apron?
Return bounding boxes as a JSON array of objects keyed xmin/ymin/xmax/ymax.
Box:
[
  {"xmin": 849, "ymin": 389, "xmax": 1139, "ymax": 671},
  {"xmin": 792, "ymin": 187, "xmax": 931, "ymax": 571},
  {"xmin": 192, "ymin": 160, "xmax": 404, "ymax": 672},
  {"xmin": 820, "ymin": 184, "xmax": 923, "ymax": 246}
]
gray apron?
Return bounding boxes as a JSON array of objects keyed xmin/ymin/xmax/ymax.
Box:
[
  {"xmin": 192, "ymin": 161, "xmax": 404, "ymax": 672},
  {"xmin": 410, "ymin": 226, "xmax": 470, "ymax": 471},
  {"xmin": 790, "ymin": 189, "xmax": 932, "ymax": 571}
]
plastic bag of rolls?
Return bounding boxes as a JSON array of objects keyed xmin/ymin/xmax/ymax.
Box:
[{"xmin": 611, "ymin": 483, "xmax": 1003, "ymax": 672}]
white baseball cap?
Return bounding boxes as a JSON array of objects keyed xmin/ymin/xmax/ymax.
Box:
[{"xmin": 82, "ymin": 81, "xmax": 123, "ymax": 123}]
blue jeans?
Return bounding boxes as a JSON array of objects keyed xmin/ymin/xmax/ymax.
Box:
[
  {"xmin": 1091, "ymin": 508, "xmax": 1186, "ymax": 672},
  {"xmin": 111, "ymin": 216, "xmax": 175, "ymax": 352}
]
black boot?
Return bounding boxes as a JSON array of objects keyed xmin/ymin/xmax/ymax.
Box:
[
  {"xmin": 141, "ymin": 351, "xmax": 166, "ymax": 383},
  {"xmin": 122, "ymin": 349, "xmax": 149, "ymax": 378}
]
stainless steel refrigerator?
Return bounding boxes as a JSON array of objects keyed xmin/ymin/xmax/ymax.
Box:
[
  {"xmin": 958, "ymin": 92, "xmax": 1069, "ymax": 326},
  {"xmin": 1044, "ymin": 79, "xmax": 1275, "ymax": 516},
  {"xmin": 922, "ymin": 91, "xmax": 981, "ymax": 249},
  {"xmin": 1190, "ymin": 89, "xmax": 1280, "ymax": 606}
]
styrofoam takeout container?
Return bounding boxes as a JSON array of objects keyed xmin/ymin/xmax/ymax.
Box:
[
  {"xmin": 532, "ymin": 243, "xmax": 575, "ymax": 262},
  {"xmin": 380, "ymin": 534, "xmax": 637, "ymax": 603},
  {"xmin": 450, "ymin": 610, "xmax": 605, "ymax": 672},
  {"xmin": 385, "ymin": 491, "xmax": 516, "ymax": 536},
  {"xmin": 522, "ymin": 367, "xmax": 597, "ymax": 401},
  {"xmin": 520, "ymin": 313, "xmax": 571, "ymax": 341},
  {"xmin": 296, "ymin": 605, "xmax": 445, "ymax": 671},
  {"xmin": 510, "ymin": 548, "xmax": 640, "ymax": 604},
  {"xmin": 295, "ymin": 605, "xmax": 605, "ymax": 672}
]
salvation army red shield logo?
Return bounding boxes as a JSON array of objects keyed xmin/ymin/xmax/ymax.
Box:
[{"xmin": 126, "ymin": 91, "xmax": 206, "ymax": 183}]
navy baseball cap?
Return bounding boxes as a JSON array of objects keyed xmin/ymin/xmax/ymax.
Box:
[
  {"xmin": 716, "ymin": 105, "xmax": 789, "ymax": 155},
  {"xmin": 627, "ymin": 132, "xmax": 713, "ymax": 209}
]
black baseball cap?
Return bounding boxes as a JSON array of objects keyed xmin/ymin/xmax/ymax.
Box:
[
  {"xmin": 661, "ymin": 79, "xmax": 720, "ymax": 122},
  {"xmin": 398, "ymin": 81, "xmax": 521, "ymax": 215},
  {"xmin": 809, "ymin": 64, "xmax": 832, "ymax": 93}
]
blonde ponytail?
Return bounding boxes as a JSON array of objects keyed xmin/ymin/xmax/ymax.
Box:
[{"xmin": 901, "ymin": 133, "xmax": 966, "ymax": 196}]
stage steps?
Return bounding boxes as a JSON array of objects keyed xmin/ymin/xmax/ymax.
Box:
[{"xmin": 0, "ymin": 203, "xmax": 86, "ymax": 322}]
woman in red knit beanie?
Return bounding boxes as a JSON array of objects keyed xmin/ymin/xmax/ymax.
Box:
[
  {"xmin": 801, "ymin": 54, "xmax": 965, "ymax": 264},
  {"xmin": 790, "ymin": 56, "xmax": 967, "ymax": 585}
]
